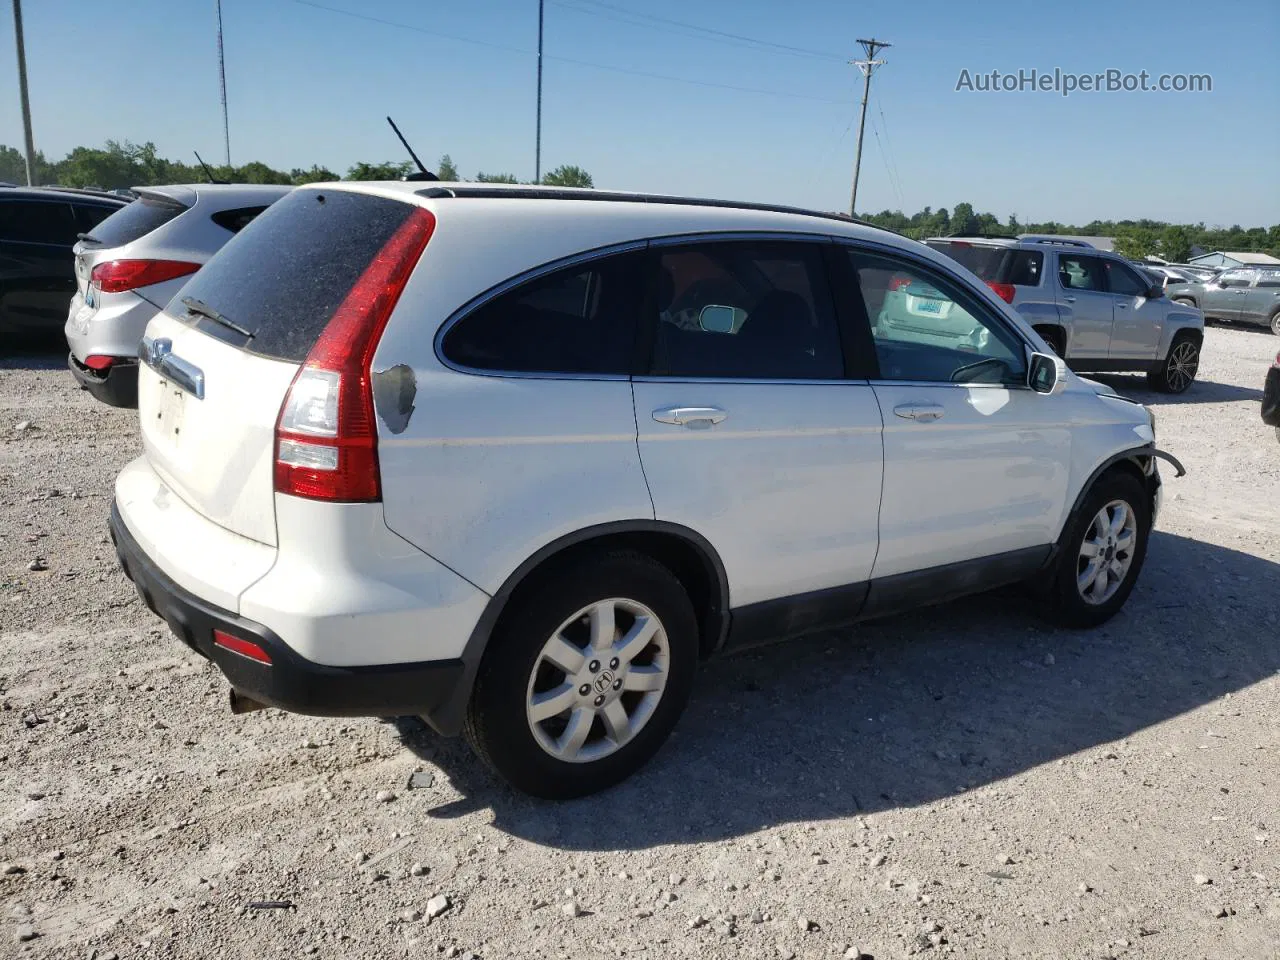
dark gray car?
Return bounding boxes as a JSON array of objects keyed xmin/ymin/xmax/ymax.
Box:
[{"xmin": 1166, "ymin": 266, "xmax": 1280, "ymax": 335}]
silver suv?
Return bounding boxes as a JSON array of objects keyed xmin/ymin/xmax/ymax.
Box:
[
  {"xmin": 1166, "ymin": 266, "xmax": 1280, "ymax": 336},
  {"xmin": 927, "ymin": 236, "xmax": 1205, "ymax": 393}
]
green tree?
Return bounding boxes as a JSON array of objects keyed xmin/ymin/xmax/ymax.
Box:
[
  {"xmin": 437, "ymin": 154, "xmax": 459, "ymax": 181},
  {"xmin": 475, "ymin": 171, "xmax": 520, "ymax": 183},
  {"xmin": 541, "ymin": 164, "xmax": 593, "ymax": 188},
  {"xmin": 951, "ymin": 202, "xmax": 976, "ymax": 235},
  {"xmin": 1008, "ymin": 213, "xmax": 1020, "ymax": 234},
  {"xmin": 345, "ymin": 160, "xmax": 413, "ymax": 181},
  {"xmin": 230, "ymin": 161, "xmax": 291, "ymax": 184},
  {"xmin": 289, "ymin": 165, "xmax": 339, "ymax": 185},
  {"xmin": 1160, "ymin": 225, "xmax": 1192, "ymax": 263},
  {"xmin": 1112, "ymin": 227, "xmax": 1159, "ymax": 260}
]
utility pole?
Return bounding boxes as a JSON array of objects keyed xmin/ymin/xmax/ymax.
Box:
[
  {"xmin": 848, "ymin": 37, "xmax": 890, "ymax": 218},
  {"xmin": 11, "ymin": 0, "xmax": 37, "ymax": 186},
  {"xmin": 215, "ymin": 0, "xmax": 231, "ymax": 168},
  {"xmin": 534, "ymin": 0, "xmax": 544, "ymax": 184}
]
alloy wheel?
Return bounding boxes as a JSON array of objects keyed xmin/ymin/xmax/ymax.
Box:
[
  {"xmin": 1076, "ymin": 499, "xmax": 1137, "ymax": 605},
  {"xmin": 1165, "ymin": 340, "xmax": 1199, "ymax": 392},
  {"xmin": 524, "ymin": 598, "xmax": 670, "ymax": 763}
]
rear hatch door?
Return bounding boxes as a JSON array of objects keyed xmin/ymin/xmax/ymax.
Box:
[{"xmin": 137, "ymin": 187, "xmax": 425, "ymax": 546}]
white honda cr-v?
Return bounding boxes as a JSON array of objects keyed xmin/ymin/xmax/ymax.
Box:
[{"xmin": 110, "ymin": 183, "xmax": 1184, "ymax": 798}]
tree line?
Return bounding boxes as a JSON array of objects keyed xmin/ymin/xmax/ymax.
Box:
[
  {"xmin": 0, "ymin": 141, "xmax": 593, "ymax": 191},
  {"xmin": 857, "ymin": 203, "xmax": 1280, "ymax": 262}
]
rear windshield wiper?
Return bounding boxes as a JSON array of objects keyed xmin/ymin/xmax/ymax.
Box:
[{"xmin": 181, "ymin": 296, "xmax": 254, "ymax": 339}]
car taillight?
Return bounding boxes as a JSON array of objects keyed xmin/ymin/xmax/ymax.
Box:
[
  {"xmin": 888, "ymin": 276, "xmax": 911, "ymax": 291},
  {"xmin": 273, "ymin": 207, "xmax": 436, "ymax": 502},
  {"xmin": 986, "ymin": 281, "xmax": 1016, "ymax": 304},
  {"xmin": 90, "ymin": 259, "xmax": 200, "ymax": 293}
]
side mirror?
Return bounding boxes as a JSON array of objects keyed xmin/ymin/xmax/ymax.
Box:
[
  {"xmin": 1028, "ymin": 351, "xmax": 1067, "ymax": 395},
  {"xmin": 698, "ymin": 304, "xmax": 736, "ymax": 334},
  {"xmin": 1147, "ymin": 284, "xmax": 1164, "ymax": 299}
]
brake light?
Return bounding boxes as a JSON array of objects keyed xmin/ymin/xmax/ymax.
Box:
[
  {"xmin": 986, "ymin": 281, "xmax": 1016, "ymax": 304},
  {"xmin": 90, "ymin": 259, "xmax": 200, "ymax": 293},
  {"xmin": 83, "ymin": 355, "xmax": 115, "ymax": 370},
  {"xmin": 213, "ymin": 629, "xmax": 272, "ymax": 664},
  {"xmin": 274, "ymin": 207, "xmax": 436, "ymax": 502},
  {"xmin": 888, "ymin": 276, "xmax": 911, "ymax": 291}
]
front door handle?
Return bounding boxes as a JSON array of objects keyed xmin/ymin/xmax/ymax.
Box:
[
  {"xmin": 652, "ymin": 406, "xmax": 728, "ymax": 428},
  {"xmin": 1062, "ymin": 295, "xmax": 1076, "ymax": 303},
  {"xmin": 1115, "ymin": 302, "xmax": 1128, "ymax": 309},
  {"xmin": 893, "ymin": 402, "xmax": 945, "ymax": 422}
]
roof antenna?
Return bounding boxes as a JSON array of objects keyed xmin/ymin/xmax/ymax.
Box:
[
  {"xmin": 194, "ymin": 151, "xmax": 228, "ymax": 185},
  {"xmin": 386, "ymin": 116, "xmax": 438, "ymax": 182}
]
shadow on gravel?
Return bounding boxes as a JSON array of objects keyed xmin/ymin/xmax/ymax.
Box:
[
  {"xmin": 1, "ymin": 336, "xmax": 66, "ymax": 370},
  {"xmin": 1088, "ymin": 374, "xmax": 1263, "ymax": 406},
  {"xmin": 395, "ymin": 531, "xmax": 1280, "ymax": 849}
]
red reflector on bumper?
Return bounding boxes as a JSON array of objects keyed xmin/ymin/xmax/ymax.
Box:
[
  {"xmin": 213, "ymin": 629, "xmax": 273, "ymax": 664},
  {"xmin": 84, "ymin": 355, "xmax": 116, "ymax": 370}
]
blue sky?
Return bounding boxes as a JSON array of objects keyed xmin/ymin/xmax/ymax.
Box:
[{"xmin": 3, "ymin": 0, "xmax": 1277, "ymax": 225}]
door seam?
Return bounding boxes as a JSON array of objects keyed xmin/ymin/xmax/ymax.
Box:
[{"xmin": 630, "ymin": 379, "xmax": 657, "ymax": 521}]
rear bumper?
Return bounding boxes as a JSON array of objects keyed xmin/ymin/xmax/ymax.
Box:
[
  {"xmin": 109, "ymin": 499, "xmax": 465, "ymax": 717},
  {"xmin": 68, "ymin": 353, "xmax": 139, "ymax": 408}
]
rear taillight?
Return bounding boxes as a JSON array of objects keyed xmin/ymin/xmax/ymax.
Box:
[
  {"xmin": 90, "ymin": 259, "xmax": 201, "ymax": 293},
  {"xmin": 986, "ymin": 281, "xmax": 1016, "ymax": 304},
  {"xmin": 888, "ymin": 276, "xmax": 911, "ymax": 291},
  {"xmin": 273, "ymin": 207, "xmax": 436, "ymax": 502}
]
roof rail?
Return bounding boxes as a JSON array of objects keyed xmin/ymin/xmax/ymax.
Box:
[
  {"xmin": 939, "ymin": 231, "xmax": 1018, "ymax": 240},
  {"xmin": 414, "ymin": 185, "xmax": 886, "ymax": 231},
  {"xmin": 1019, "ymin": 235, "xmax": 1094, "ymax": 248}
]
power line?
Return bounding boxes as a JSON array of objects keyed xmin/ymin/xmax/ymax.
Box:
[
  {"xmin": 289, "ymin": 0, "xmax": 846, "ymax": 104},
  {"xmin": 551, "ymin": 0, "xmax": 848, "ymax": 62},
  {"xmin": 848, "ymin": 37, "xmax": 890, "ymax": 217},
  {"xmin": 875, "ymin": 96, "xmax": 905, "ymax": 208}
]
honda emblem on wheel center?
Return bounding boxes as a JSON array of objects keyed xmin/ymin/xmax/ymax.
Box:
[{"xmin": 594, "ymin": 670, "xmax": 615, "ymax": 694}]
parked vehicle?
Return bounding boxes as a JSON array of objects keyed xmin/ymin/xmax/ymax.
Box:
[
  {"xmin": 926, "ymin": 236, "xmax": 1205, "ymax": 392},
  {"xmin": 109, "ymin": 184, "xmax": 1184, "ymax": 798},
  {"xmin": 65, "ymin": 184, "xmax": 291, "ymax": 406},
  {"xmin": 1165, "ymin": 267, "xmax": 1280, "ymax": 336},
  {"xmin": 1135, "ymin": 263, "xmax": 1206, "ymax": 290},
  {"xmin": 1, "ymin": 187, "xmax": 127, "ymax": 337},
  {"xmin": 1263, "ymin": 350, "xmax": 1280, "ymax": 442}
]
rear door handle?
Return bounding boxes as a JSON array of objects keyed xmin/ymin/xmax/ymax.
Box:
[
  {"xmin": 652, "ymin": 406, "xmax": 727, "ymax": 428},
  {"xmin": 893, "ymin": 402, "xmax": 945, "ymax": 422},
  {"xmin": 1062, "ymin": 296, "xmax": 1076, "ymax": 303},
  {"xmin": 1115, "ymin": 303, "xmax": 1128, "ymax": 309}
]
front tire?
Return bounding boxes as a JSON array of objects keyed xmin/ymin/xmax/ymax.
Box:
[
  {"xmin": 464, "ymin": 550, "xmax": 698, "ymax": 799},
  {"xmin": 1147, "ymin": 333, "xmax": 1200, "ymax": 393},
  {"xmin": 1047, "ymin": 470, "xmax": 1151, "ymax": 628},
  {"xmin": 1270, "ymin": 311, "xmax": 1280, "ymax": 337}
]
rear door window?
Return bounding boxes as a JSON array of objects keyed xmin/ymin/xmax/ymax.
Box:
[
  {"xmin": 645, "ymin": 241, "xmax": 843, "ymax": 380},
  {"xmin": 0, "ymin": 198, "xmax": 79, "ymax": 245},
  {"xmin": 169, "ymin": 189, "xmax": 418, "ymax": 361},
  {"xmin": 87, "ymin": 195, "xmax": 188, "ymax": 246},
  {"xmin": 1057, "ymin": 254, "xmax": 1105, "ymax": 291},
  {"xmin": 71, "ymin": 202, "xmax": 120, "ymax": 234},
  {"xmin": 440, "ymin": 251, "xmax": 646, "ymax": 375}
]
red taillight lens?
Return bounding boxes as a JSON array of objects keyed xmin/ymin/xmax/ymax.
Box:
[
  {"xmin": 986, "ymin": 281, "xmax": 1016, "ymax": 304},
  {"xmin": 90, "ymin": 259, "xmax": 201, "ymax": 293},
  {"xmin": 273, "ymin": 207, "xmax": 436, "ymax": 502},
  {"xmin": 83, "ymin": 355, "xmax": 115, "ymax": 370},
  {"xmin": 213, "ymin": 629, "xmax": 272, "ymax": 664},
  {"xmin": 888, "ymin": 276, "xmax": 911, "ymax": 291}
]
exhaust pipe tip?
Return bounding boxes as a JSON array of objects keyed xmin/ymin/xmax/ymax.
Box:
[{"xmin": 229, "ymin": 689, "xmax": 269, "ymax": 715}]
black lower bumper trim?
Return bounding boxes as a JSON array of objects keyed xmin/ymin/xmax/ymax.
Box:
[
  {"xmin": 108, "ymin": 500, "xmax": 464, "ymax": 718},
  {"xmin": 68, "ymin": 353, "xmax": 139, "ymax": 408}
]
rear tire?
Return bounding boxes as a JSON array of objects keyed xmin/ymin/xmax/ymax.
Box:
[
  {"xmin": 1146, "ymin": 332, "xmax": 1200, "ymax": 393},
  {"xmin": 1270, "ymin": 311, "xmax": 1280, "ymax": 336},
  {"xmin": 1034, "ymin": 326, "xmax": 1066, "ymax": 358},
  {"xmin": 1172, "ymin": 297, "xmax": 1196, "ymax": 309},
  {"xmin": 1047, "ymin": 470, "xmax": 1150, "ymax": 629},
  {"xmin": 464, "ymin": 550, "xmax": 698, "ymax": 799}
]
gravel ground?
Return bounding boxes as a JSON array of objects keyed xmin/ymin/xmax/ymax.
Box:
[{"xmin": 2, "ymin": 325, "xmax": 1277, "ymax": 960}]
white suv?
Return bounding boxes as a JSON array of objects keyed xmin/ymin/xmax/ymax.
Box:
[{"xmin": 109, "ymin": 183, "xmax": 1184, "ymax": 798}]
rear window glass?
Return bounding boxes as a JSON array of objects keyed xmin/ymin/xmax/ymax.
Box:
[
  {"xmin": 0, "ymin": 198, "xmax": 79, "ymax": 245},
  {"xmin": 169, "ymin": 189, "xmax": 413, "ymax": 362},
  {"xmin": 88, "ymin": 196, "xmax": 187, "ymax": 247},
  {"xmin": 926, "ymin": 241, "xmax": 1043, "ymax": 287}
]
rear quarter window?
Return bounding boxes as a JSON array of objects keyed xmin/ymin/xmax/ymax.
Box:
[
  {"xmin": 170, "ymin": 189, "xmax": 416, "ymax": 362},
  {"xmin": 925, "ymin": 242, "xmax": 1043, "ymax": 287},
  {"xmin": 88, "ymin": 196, "xmax": 188, "ymax": 246},
  {"xmin": 210, "ymin": 205, "xmax": 270, "ymax": 233}
]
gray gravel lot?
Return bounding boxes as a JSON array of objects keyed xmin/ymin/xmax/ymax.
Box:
[{"xmin": 2, "ymin": 325, "xmax": 1278, "ymax": 960}]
